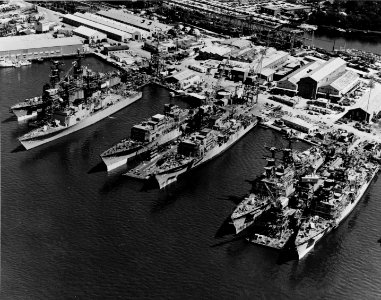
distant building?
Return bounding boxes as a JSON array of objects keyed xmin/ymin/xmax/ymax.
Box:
[
  {"xmin": 298, "ymin": 58, "xmax": 347, "ymax": 99},
  {"xmin": 261, "ymin": 49, "xmax": 289, "ymax": 70},
  {"xmin": 0, "ymin": 34, "xmax": 83, "ymax": 60},
  {"xmin": 143, "ymin": 40, "xmax": 175, "ymax": 53},
  {"xmin": 317, "ymin": 70, "xmax": 360, "ymax": 99},
  {"xmin": 198, "ymin": 44, "xmax": 233, "ymax": 60},
  {"xmin": 166, "ymin": 69, "xmax": 201, "ymax": 90},
  {"xmin": 97, "ymin": 9, "xmax": 172, "ymax": 34},
  {"xmin": 261, "ymin": 3, "xmax": 311, "ymax": 17},
  {"xmin": 343, "ymin": 107, "xmax": 371, "ymax": 123},
  {"xmin": 231, "ymin": 67, "xmax": 249, "ymax": 82},
  {"xmin": 276, "ymin": 61, "xmax": 322, "ymax": 95},
  {"xmin": 282, "ymin": 116, "xmax": 318, "ymax": 134},
  {"xmin": 73, "ymin": 26, "xmax": 107, "ymax": 43},
  {"xmin": 259, "ymin": 68, "xmax": 276, "ymax": 82},
  {"xmin": 63, "ymin": 14, "xmax": 132, "ymax": 42},
  {"xmin": 35, "ymin": 21, "xmax": 50, "ymax": 33},
  {"xmin": 103, "ymin": 45, "xmax": 130, "ymax": 55},
  {"xmin": 75, "ymin": 12, "xmax": 147, "ymax": 40}
]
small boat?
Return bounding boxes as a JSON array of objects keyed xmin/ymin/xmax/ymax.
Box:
[
  {"xmin": 0, "ymin": 59, "xmax": 14, "ymax": 68},
  {"xmin": 19, "ymin": 60, "xmax": 32, "ymax": 66}
]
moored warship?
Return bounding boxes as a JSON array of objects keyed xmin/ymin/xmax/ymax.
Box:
[
  {"xmin": 19, "ymin": 90, "xmax": 142, "ymax": 150},
  {"xmin": 10, "ymin": 52, "xmax": 122, "ymax": 121},
  {"xmin": 100, "ymin": 104, "xmax": 191, "ymax": 171},
  {"xmin": 231, "ymin": 144, "xmax": 325, "ymax": 236},
  {"xmin": 125, "ymin": 105, "xmax": 258, "ymax": 188},
  {"xmin": 295, "ymin": 147, "xmax": 379, "ymax": 259}
]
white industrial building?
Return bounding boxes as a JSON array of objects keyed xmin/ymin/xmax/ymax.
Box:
[
  {"xmin": 317, "ymin": 70, "xmax": 360, "ymax": 98},
  {"xmin": 73, "ymin": 26, "xmax": 107, "ymax": 43},
  {"xmin": 63, "ymin": 14, "xmax": 131, "ymax": 42},
  {"xmin": 166, "ymin": 69, "xmax": 201, "ymax": 90},
  {"xmin": 276, "ymin": 61, "xmax": 322, "ymax": 95},
  {"xmin": 281, "ymin": 116, "xmax": 318, "ymax": 134},
  {"xmin": 298, "ymin": 57, "xmax": 347, "ymax": 99},
  {"xmin": 97, "ymin": 9, "xmax": 172, "ymax": 33},
  {"xmin": 260, "ymin": 49, "xmax": 289, "ymax": 70},
  {"xmin": 0, "ymin": 34, "xmax": 83, "ymax": 60},
  {"xmin": 75, "ymin": 12, "xmax": 148, "ymax": 40}
]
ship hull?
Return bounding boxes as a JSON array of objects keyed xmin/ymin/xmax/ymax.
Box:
[
  {"xmin": 101, "ymin": 128, "xmax": 182, "ymax": 172},
  {"xmin": 19, "ymin": 92, "xmax": 142, "ymax": 150},
  {"xmin": 154, "ymin": 119, "xmax": 258, "ymax": 189},
  {"xmin": 195, "ymin": 121, "xmax": 257, "ymax": 168},
  {"xmin": 13, "ymin": 109, "xmax": 38, "ymax": 122},
  {"xmin": 232, "ymin": 202, "xmax": 272, "ymax": 234},
  {"xmin": 296, "ymin": 226, "xmax": 331, "ymax": 259},
  {"xmin": 296, "ymin": 166, "xmax": 379, "ymax": 259},
  {"xmin": 154, "ymin": 161, "xmax": 194, "ymax": 189}
]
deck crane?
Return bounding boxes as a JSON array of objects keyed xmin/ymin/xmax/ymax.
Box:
[
  {"xmin": 239, "ymin": 42, "xmax": 267, "ymax": 105},
  {"xmin": 214, "ymin": 56, "xmax": 230, "ymax": 94}
]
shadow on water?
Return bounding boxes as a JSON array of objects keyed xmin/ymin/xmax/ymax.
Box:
[
  {"xmin": 151, "ymin": 190, "xmax": 178, "ymax": 213},
  {"xmin": 141, "ymin": 176, "xmax": 158, "ymax": 192},
  {"xmin": 215, "ymin": 215, "xmax": 236, "ymax": 238},
  {"xmin": 220, "ymin": 194, "xmax": 247, "ymax": 205},
  {"xmin": 2, "ymin": 115, "xmax": 16, "ymax": 123},
  {"xmin": 88, "ymin": 162, "xmax": 107, "ymax": 174},
  {"xmin": 277, "ymin": 233, "xmax": 299, "ymax": 265},
  {"xmin": 99, "ymin": 174, "xmax": 132, "ymax": 195},
  {"xmin": 11, "ymin": 145, "xmax": 25, "ymax": 153}
]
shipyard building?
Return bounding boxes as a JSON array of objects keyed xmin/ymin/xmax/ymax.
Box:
[
  {"xmin": 97, "ymin": 9, "xmax": 172, "ymax": 34},
  {"xmin": 0, "ymin": 34, "xmax": 83, "ymax": 60},
  {"xmin": 62, "ymin": 14, "xmax": 132, "ymax": 42},
  {"xmin": 166, "ymin": 69, "xmax": 201, "ymax": 89},
  {"xmin": 297, "ymin": 58, "xmax": 347, "ymax": 99},
  {"xmin": 276, "ymin": 61, "xmax": 322, "ymax": 96},
  {"xmin": 74, "ymin": 12, "xmax": 148, "ymax": 40},
  {"xmin": 73, "ymin": 26, "xmax": 107, "ymax": 43}
]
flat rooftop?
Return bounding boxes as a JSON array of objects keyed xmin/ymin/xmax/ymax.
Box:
[{"xmin": 0, "ymin": 34, "xmax": 83, "ymax": 52}]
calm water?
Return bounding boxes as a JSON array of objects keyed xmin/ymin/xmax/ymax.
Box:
[
  {"xmin": 310, "ymin": 31, "xmax": 381, "ymax": 55},
  {"xmin": 2, "ymin": 58, "xmax": 381, "ymax": 299}
]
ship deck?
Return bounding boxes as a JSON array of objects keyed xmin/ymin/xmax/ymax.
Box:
[{"xmin": 124, "ymin": 147, "xmax": 176, "ymax": 180}]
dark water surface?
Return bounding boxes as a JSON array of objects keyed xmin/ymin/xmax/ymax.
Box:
[
  {"xmin": 308, "ymin": 31, "xmax": 381, "ymax": 55},
  {"xmin": 2, "ymin": 58, "xmax": 381, "ymax": 299}
]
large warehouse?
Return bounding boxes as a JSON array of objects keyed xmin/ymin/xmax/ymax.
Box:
[
  {"xmin": 276, "ymin": 61, "xmax": 322, "ymax": 95},
  {"xmin": 97, "ymin": 9, "xmax": 171, "ymax": 34},
  {"xmin": 298, "ymin": 57, "xmax": 347, "ymax": 99},
  {"xmin": 317, "ymin": 70, "xmax": 360, "ymax": 99},
  {"xmin": 73, "ymin": 26, "xmax": 107, "ymax": 43},
  {"xmin": 75, "ymin": 12, "xmax": 148, "ymax": 40},
  {"xmin": 0, "ymin": 34, "xmax": 83, "ymax": 60},
  {"xmin": 63, "ymin": 14, "xmax": 131, "ymax": 42}
]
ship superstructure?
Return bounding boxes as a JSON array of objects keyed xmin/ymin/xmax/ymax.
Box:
[
  {"xmin": 18, "ymin": 90, "xmax": 142, "ymax": 150},
  {"xmin": 10, "ymin": 52, "xmax": 121, "ymax": 121},
  {"xmin": 231, "ymin": 144, "xmax": 325, "ymax": 236},
  {"xmin": 229, "ymin": 129, "xmax": 379, "ymax": 259},
  {"xmin": 295, "ymin": 145, "xmax": 379, "ymax": 259},
  {"xmin": 100, "ymin": 104, "xmax": 191, "ymax": 171},
  {"xmin": 125, "ymin": 105, "xmax": 257, "ymax": 188}
]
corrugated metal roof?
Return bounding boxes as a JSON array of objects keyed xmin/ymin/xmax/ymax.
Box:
[
  {"xmin": 280, "ymin": 61, "xmax": 321, "ymax": 84},
  {"xmin": 97, "ymin": 9, "xmax": 171, "ymax": 32},
  {"xmin": 329, "ymin": 70, "xmax": 359, "ymax": 92},
  {"xmin": 309, "ymin": 57, "xmax": 346, "ymax": 82},
  {"xmin": 73, "ymin": 26, "xmax": 104, "ymax": 37},
  {"xmin": 63, "ymin": 14, "xmax": 130, "ymax": 38},
  {"xmin": 260, "ymin": 68, "xmax": 276, "ymax": 77},
  {"xmin": 171, "ymin": 69, "xmax": 197, "ymax": 81},
  {"xmin": 0, "ymin": 34, "xmax": 83, "ymax": 52},
  {"xmin": 75, "ymin": 12, "xmax": 142, "ymax": 36},
  {"xmin": 261, "ymin": 50, "xmax": 288, "ymax": 69},
  {"xmin": 200, "ymin": 45, "xmax": 232, "ymax": 56}
]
